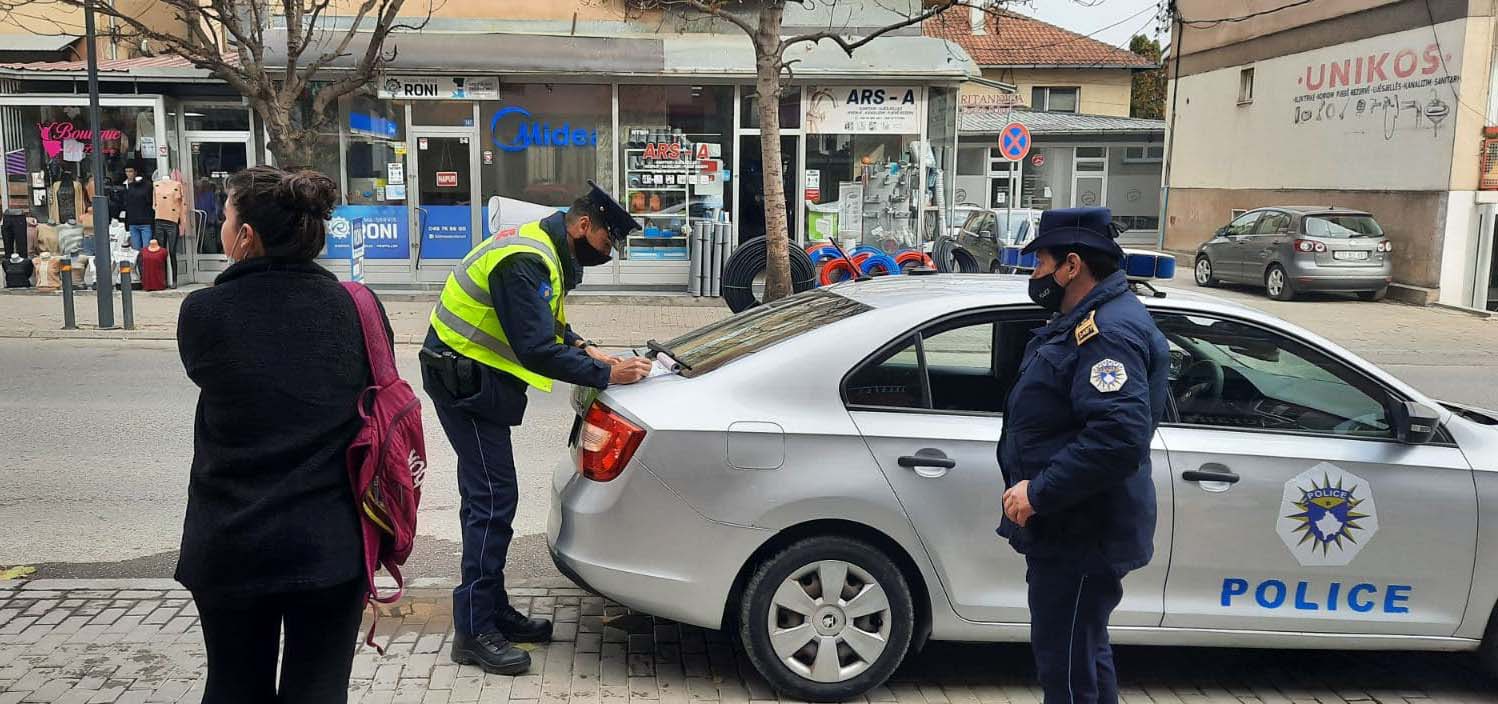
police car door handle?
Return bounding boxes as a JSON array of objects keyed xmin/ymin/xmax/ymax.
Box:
[
  {"xmin": 898, "ymin": 450, "xmax": 956, "ymax": 475},
  {"xmin": 1182, "ymin": 467, "xmax": 1240, "ymax": 484}
]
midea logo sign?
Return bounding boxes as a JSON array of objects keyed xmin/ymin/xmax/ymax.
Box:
[{"xmin": 490, "ymin": 106, "xmax": 598, "ymax": 153}]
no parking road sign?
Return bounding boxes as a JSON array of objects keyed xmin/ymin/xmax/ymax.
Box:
[{"xmin": 999, "ymin": 122, "xmax": 1031, "ymax": 162}]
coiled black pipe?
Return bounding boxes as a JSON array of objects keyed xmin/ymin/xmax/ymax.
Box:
[{"xmin": 721, "ymin": 236, "xmax": 817, "ymax": 313}]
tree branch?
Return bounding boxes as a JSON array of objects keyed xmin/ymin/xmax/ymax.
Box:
[{"xmin": 780, "ymin": 0, "xmax": 971, "ymax": 56}]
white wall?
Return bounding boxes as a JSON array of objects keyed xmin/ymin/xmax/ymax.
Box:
[{"xmin": 1171, "ymin": 19, "xmax": 1468, "ymax": 192}]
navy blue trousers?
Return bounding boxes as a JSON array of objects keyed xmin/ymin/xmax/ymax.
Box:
[
  {"xmin": 430, "ymin": 391, "xmax": 520, "ymax": 637},
  {"xmin": 1026, "ymin": 558, "xmax": 1125, "ymax": 704}
]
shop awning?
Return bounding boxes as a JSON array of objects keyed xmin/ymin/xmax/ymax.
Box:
[
  {"xmin": 960, "ymin": 109, "xmax": 1166, "ymax": 137},
  {"xmin": 261, "ymin": 29, "xmax": 977, "ymax": 80},
  {"xmin": 0, "ymin": 54, "xmax": 217, "ymax": 80},
  {"xmin": 0, "ymin": 34, "xmax": 80, "ymax": 52}
]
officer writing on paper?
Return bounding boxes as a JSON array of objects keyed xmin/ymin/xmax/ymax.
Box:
[
  {"xmin": 996, "ymin": 208, "xmax": 1169, "ymax": 704},
  {"xmin": 421, "ymin": 181, "xmax": 652, "ymax": 676}
]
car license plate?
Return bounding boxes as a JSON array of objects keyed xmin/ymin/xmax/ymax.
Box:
[{"xmin": 1334, "ymin": 250, "xmax": 1370, "ymax": 261}]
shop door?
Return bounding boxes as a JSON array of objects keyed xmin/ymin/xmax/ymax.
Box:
[
  {"xmin": 185, "ymin": 136, "xmax": 252, "ymax": 277},
  {"xmin": 737, "ymin": 134, "xmax": 799, "ymax": 244},
  {"xmin": 410, "ymin": 132, "xmax": 478, "ymax": 283}
]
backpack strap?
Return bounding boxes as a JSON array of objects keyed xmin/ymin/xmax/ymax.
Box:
[{"xmin": 342, "ymin": 282, "xmax": 398, "ymax": 387}]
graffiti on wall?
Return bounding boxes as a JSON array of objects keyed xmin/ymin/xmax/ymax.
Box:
[{"xmin": 1291, "ymin": 41, "xmax": 1460, "ymax": 140}]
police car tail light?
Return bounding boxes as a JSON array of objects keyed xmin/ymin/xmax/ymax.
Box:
[
  {"xmin": 579, "ymin": 402, "xmax": 645, "ymax": 482},
  {"xmin": 1294, "ymin": 239, "xmax": 1328, "ymax": 253}
]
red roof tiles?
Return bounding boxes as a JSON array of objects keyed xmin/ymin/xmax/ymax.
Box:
[{"xmin": 924, "ymin": 7, "xmax": 1155, "ymax": 68}]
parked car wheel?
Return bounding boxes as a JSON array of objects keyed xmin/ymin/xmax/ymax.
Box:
[
  {"xmin": 1358, "ymin": 287, "xmax": 1388, "ymax": 302},
  {"xmin": 1194, "ymin": 255, "xmax": 1219, "ymax": 287},
  {"xmin": 1265, "ymin": 264, "xmax": 1296, "ymax": 301},
  {"xmin": 738, "ymin": 537, "xmax": 915, "ymax": 703}
]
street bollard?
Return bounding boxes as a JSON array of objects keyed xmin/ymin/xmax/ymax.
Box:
[
  {"xmin": 59, "ymin": 257, "xmax": 77, "ymax": 330},
  {"xmin": 118, "ymin": 261, "xmax": 135, "ymax": 331}
]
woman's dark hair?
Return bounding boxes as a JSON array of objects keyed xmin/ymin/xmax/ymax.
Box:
[{"xmin": 225, "ymin": 166, "xmax": 339, "ymax": 260}]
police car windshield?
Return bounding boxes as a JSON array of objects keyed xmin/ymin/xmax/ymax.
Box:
[{"xmin": 661, "ymin": 291, "xmax": 870, "ymax": 377}]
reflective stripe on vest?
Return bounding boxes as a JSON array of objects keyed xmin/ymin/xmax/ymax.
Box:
[{"xmin": 429, "ymin": 221, "xmax": 568, "ymax": 391}]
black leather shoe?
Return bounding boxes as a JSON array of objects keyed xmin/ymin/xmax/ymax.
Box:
[
  {"xmin": 450, "ymin": 631, "xmax": 531, "ymax": 675},
  {"xmin": 498, "ymin": 608, "xmax": 554, "ymax": 643}
]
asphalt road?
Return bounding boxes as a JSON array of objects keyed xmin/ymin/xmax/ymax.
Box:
[
  {"xmin": 3, "ymin": 301, "xmax": 1495, "ymax": 585},
  {"xmin": 0, "ymin": 338, "xmax": 573, "ymax": 585}
]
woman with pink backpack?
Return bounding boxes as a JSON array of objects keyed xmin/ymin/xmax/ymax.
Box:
[{"xmin": 175, "ymin": 166, "xmax": 404, "ymax": 704}]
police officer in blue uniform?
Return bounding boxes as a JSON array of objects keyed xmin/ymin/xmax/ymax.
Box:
[
  {"xmin": 997, "ymin": 207, "xmax": 1170, "ymax": 704},
  {"xmin": 421, "ymin": 183, "xmax": 653, "ymax": 675}
]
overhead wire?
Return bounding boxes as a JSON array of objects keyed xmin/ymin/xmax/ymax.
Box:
[
  {"xmin": 1181, "ymin": 0, "xmax": 1315, "ymax": 28},
  {"xmin": 1421, "ymin": 0, "xmax": 1486, "ymax": 122}
]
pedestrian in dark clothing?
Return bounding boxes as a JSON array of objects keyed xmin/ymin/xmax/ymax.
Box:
[
  {"xmin": 176, "ymin": 166, "xmax": 391, "ymax": 704},
  {"xmin": 997, "ymin": 208, "xmax": 1170, "ymax": 704}
]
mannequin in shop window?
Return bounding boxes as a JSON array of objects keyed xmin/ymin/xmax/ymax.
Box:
[
  {"xmin": 4, "ymin": 252, "xmax": 34, "ymax": 288},
  {"xmin": 141, "ymin": 238, "xmax": 168, "ymax": 291},
  {"xmin": 123, "ymin": 164, "xmax": 155, "ymax": 253},
  {"xmin": 153, "ymin": 175, "xmax": 188, "ymax": 287},
  {"xmin": 49, "ymin": 172, "xmax": 86, "ymax": 227},
  {"xmin": 32, "ymin": 251, "xmax": 60, "ymax": 291}
]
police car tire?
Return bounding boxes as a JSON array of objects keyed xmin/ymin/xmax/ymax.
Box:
[{"xmin": 739, "ymin": 536, "xmax": 915, "ymax": 703}]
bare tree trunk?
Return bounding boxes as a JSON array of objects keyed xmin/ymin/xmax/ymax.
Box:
[{"xmin": 754, "ymin": 0, "xmax": 792, "ymax": 302}]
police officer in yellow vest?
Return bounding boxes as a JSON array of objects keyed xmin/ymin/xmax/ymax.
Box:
[{"xmin": 421, "ymin": 181, "xmax": 652, "ymax": 675}]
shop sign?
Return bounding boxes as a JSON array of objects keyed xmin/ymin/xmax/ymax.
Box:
[
  {"xmin": 140, "ymin": 137, "xmax": 157, "ymax": 159},
  {"xmin": 805, "ymin": 86, "xmax": 924, "ymax": 134},
  {"xmin": 961, "ymin": 92, "xmax": 1026, "ymax": 110},
  {"xmin": 490, "ymin": 106, "xmax": 598, "ymax": 153},
  {"xmin": 37, "ymin": 122, "xmax": 124, "ymax": 160},
  {"xmin": 325, "ymin": 205, "xmax": 409, "ymax": 260},
  {"xmin": 387, "ymin": 162, "xmax": 405, "ymax": 186},
  {"xmin": 436, "ymin": 171, "xmax": 459, "ymax": 188},
  {"xmin": 378, "ymin": 75, "xmax": 498, "ymax": 100},
  {"xmin": 420, "ymin": 205, "xmax": 473, "ymax": 259},
  {"xmin": 805, "ymin": 169, "xmax": 821, "ymax": 202}
]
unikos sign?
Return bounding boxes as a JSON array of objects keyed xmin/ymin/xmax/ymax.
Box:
[{"xmin": 489, "ymin": 106, "xmax": 598, "ymax": 153}]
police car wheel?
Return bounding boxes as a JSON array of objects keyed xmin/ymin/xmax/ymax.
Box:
[
  {"xmin": 739, "ymin": 537, "xmax": 914, "ymax": 703},
  {"xmin": 1266, "ymin": 264, "xmax": 1296, "ymax": 301}
]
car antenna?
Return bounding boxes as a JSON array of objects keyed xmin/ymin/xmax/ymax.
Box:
[{"xmin": 826, "ymin": 238, "xmax": 871, "ymax": 283}]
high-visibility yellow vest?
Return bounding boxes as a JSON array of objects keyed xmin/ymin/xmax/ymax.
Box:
[{"xmin": 429, "ymin": 221, "xmax": 568, "ymax": 392}]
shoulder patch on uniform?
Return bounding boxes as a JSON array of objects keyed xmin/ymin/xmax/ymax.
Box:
[
  {"xmin": 1074, "ymin": 310, "xmax": 1100, "ymax": 347},
  {"xmin": 1090, "ymin": 359, "xmax": 1127, "ymax": 393},
  {"xmin": 538, "ymin": 281, "xmax": 554, "ymax": 302}
]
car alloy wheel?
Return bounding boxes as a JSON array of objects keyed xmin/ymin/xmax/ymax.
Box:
[
  {"xmin": 768, "ymin": 560, "xmax": 891, "ymax": 682},
  {"xmin": 1195, "ymin": 256, "xmax": 1216, "ymax": 287},
  {"xmin": 1266, "ymin": 264, "xmax": 1295, "ymax": 301},
  {"xmin": 739, "ymin": 536, "xmax": 914, "ymax": 702}
]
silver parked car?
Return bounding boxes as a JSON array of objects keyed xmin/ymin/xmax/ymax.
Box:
[
  {"xmin": 1193, "ymin": 207, "xmax": 1394, "ymax": 301},
  {"xmin": 549, "ymin": 274, "xmax": 1498, "ymax": 702}
]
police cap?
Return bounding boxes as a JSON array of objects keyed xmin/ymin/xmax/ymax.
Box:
[
  {"xmin": 578, "ymin": 180, "xmax": 642, "ymax": 243},
  {"xmin": 1021, "ymin": 207, "xmax": 1124, "ymax": 261}
]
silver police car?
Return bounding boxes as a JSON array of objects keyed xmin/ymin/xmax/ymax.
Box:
[{"xmin": 548, "ymin": 273, "xmax": 1498, "ymax": 702}]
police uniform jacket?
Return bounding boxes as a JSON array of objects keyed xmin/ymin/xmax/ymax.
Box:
[
  {"xmin": 423, "ymin": 211, "xmax": 611, "ymax": 425},
  {"xmin": 997, "ymin": 270, "xmax": 1170, "ymax": 572}
]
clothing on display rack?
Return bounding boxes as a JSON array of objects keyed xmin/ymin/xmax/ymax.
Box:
[
  {"xmin": 2, "ymin": 210, "xmax": 26, "ymax": 258},
  {"xmin": 3, "ymin": 253, "xmax": 34, "ymax": 288},
  {"xmin": 153, "ymin": 179, "xmax": 189, "ymax": 230},
  {"xmin": 35, "ymin": 223, "xmax": 59, "ymax": 254},
  {"xmin": 124, "ymin": 177, "xmax": 155, "ymax": 251},
  {"xmin": 56, "ymin": 221, "xmax": 84, "ymax": 255},
  {"xmin": 154, "ymin": 219, "xmax": 179, "ymax": 287},
  {"xmin": 141, "ymin": 240, "xmax": 168, "ymax": 291},
  {"xmin": 33, "ymin": 252, "xmax": 60, "ymax": 290},
  {"xmin": 49, "ymin": 179, "xmax": 85, "ymax": 225}
]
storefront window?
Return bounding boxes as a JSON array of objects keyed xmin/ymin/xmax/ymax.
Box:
[
  {"xmin": 411, "ymin": 101, "xmax": 476, "ymax": 127},
  {"xmin": 1, "ymin": 104, "xmax": 158, "ymax": 227},
  {"xmin": 1021, "ymin": 146, "xmax": 1071, "ymax": 211},
  {"xmin": 802, "ymin": 85, "xmax": 925, "ymax": 252},
  {"xmin": 480, "ymin": 83, "xmax": 612, "ymax": 234},
  {"xmin": 330, "ymin": 93, "xmax": 409, "ymax": 260},
  {"xmin": 741, "ymin": 87, "xmax": 801, "ymax": 130},
  {"xmin": 1107, "ymin": 145, "xmax": 1162, "ymax": 232},
  {"xmin": 923, "ymin": 86, "xmax": 957, "ymax": 243},
  {"xmin": 185, "ymin": 106, "xmax": 251, "ymax": 131},
  {"xmin": 619, "ymin": 84, "xmax": 734, "ymax": 262}
]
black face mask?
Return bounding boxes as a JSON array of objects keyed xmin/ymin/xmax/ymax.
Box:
[
  {"xmin": 1027, "ymin": 272, "xmax": 1067, "ymax": 313},
  {"xmin": 575, "ymin": 236, "xmax": 613, "ymax": 267}
]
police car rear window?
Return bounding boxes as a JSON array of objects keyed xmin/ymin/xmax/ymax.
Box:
[{"xmin": 663, "ymin": 291, "xmax": 870, "ymax": 377}]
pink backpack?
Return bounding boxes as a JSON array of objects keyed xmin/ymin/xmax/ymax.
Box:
[{"xmin": 342, "ymin": 282, "xmax": 427, "ymax": 653}]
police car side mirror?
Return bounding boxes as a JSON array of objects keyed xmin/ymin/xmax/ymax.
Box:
[{"xmin": 1390, "ymin": 399, "xmax": 1440, "ymax": 445}]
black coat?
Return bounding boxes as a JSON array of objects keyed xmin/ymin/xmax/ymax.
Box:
[
  {"xmin": 123, "ymin": 179, "xmax": 154, "ymax": 226},
  {"xmin": 175, "ymin": 257, "xmax": 392, "ymax": 598}
]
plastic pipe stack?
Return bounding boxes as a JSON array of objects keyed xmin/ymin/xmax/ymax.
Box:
[
  {"xmin": 689, "ymin": 221, "xmax": 706, "ymax": 296},
  {"xmin": 690, "ymin": 216, "xmax": 733, "ymax": 298}
]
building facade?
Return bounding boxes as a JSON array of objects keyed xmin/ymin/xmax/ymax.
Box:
[
  {"xmin": 925, "ymin": 6, "xmax": 1165, "ymax": 246},
  {"xmin": 0, "ymin": 0, "xmax": 976, "ymax": 290},
  {"xmin": 1165, "ymin": 0, "xmax": 1498, "ymax": 309}
]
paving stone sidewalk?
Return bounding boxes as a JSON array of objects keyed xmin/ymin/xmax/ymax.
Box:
[{"xmin": 3, "ymin": 581, "xmax": 1496, "ymax": 704}]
